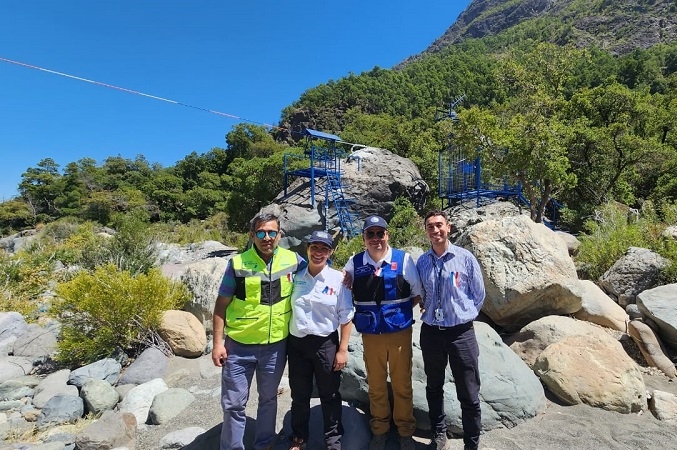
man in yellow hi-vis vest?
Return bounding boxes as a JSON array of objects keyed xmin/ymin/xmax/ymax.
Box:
[{"xmin": 212, "ymin": 212, "xmax": 305, "ymax": 450}]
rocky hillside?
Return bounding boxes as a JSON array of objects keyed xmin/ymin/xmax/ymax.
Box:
[{"xmin": 408, "ymin": 0, "xmax": 677, "ymax": 61}]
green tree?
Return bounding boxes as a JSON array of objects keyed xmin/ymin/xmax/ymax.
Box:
[{"xmin": 19, "ymin": 158, "xmax": 63, "ymax": 223}]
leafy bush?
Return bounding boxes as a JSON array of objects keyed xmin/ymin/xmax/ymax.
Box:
[
  {"xmin": 151, "ymin": 212, "xmax": 248, "ymax": 249},
  {"xmin": 331, "ymin": 235, "xmax": 365, "ymax": 269},
  {"xmin": 575, "ymin": 202, "xmax": 659, "ymax": 280},
  {"xmin": 80, "ymin": 209, "xmax": 159, "ymax": 276},
  {"xmin": 388, "ymin": 197, "xmax": 429, "ymax": 250},
  {"xmin": 54, "ymin": 264, "xmax": 190, "ymax": 367}
]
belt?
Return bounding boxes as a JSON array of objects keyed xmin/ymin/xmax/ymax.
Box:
[{"xmin": 423, "ymin": 321, "xmax": 472, "ymax": 331}]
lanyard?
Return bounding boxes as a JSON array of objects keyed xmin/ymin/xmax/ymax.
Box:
[{"xmin": 432, "ymin": 254, "xmax": 444, "ymax": 310}]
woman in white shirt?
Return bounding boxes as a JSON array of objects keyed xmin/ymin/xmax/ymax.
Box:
[{"xmin": 287, "ymin": 230, "xmax": 354, "ymax": 450}]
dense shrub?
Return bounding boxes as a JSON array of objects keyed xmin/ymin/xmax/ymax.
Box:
[
  {"xmin": 331, "ymin": 235, "xmax": 365, "ymax": 269},
  {"xmin": 575, "ymin": 202, "xmax": 664, "ymax": 280},
  {"xmin": 54, "ymin": 264, "xmax": 190, "ymax": 367},
  {"xmin": 80, "ymin": 209, "xmax": 159, "ymax": 276},
  {"xmin": 388, "ymin": 197, "xmax": 429, "ymax": 250}
]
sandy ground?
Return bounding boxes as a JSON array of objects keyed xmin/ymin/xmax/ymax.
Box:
[{"xmin": 134, "ymin": 352, "xmax": 677, "ymax": 450}]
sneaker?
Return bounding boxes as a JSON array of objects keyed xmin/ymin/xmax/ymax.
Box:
[
  {"xmin": 430, "ymin": 433, "xmax": 448, "ymax": 450},
  {"xmin": 369, "ymin": 433, "xmax": 388, "ymax": 450},
  {"xmin": 399, "ymin": 435, "xmax": 416, "ymax": 450},
  {"xmin": 289, "ymin": 436, "xmax": 306, "ymax": 450}
]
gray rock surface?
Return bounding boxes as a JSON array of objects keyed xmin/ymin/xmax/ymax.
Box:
[
  {"xmin": 457, "ymin": 215, "xmax": 579, "ymax": 330},
  {"xmin": 533, "ymin": 333, "xmax": 646, "ymax": 413},
  {"xmin": 118, "ymin": 378, "xmax": 169, "ymax": 425},
  {"xmin": 37, "ymin": 393, "xmax": 84, "ymax": 428},
  {"xmin": 637, "ymin": 283, "xmax": 677, "ymax": 351},
  {"xmin": 148, "ymin": 388, "xmax": 196, "ymax": 425},
  {"xmin": 178, "ymin": 258, "xmax": 230, "ymax": 334},
  {"xmin": 118, "ymin": 347, "xmax": 168, "ymax": 386},
  {"xmin": 0, "ymin": 356, "xmax": 33, "ymax": 383},
  {"xmin": 0, "ymin": 311, "xmax": 28, "ymax": 356},
  {"xmin": 12, "ymin": 322, "xmax": 58, "ymax": 359},
  {"xmin": 80, "ymin": 378, "xmax": 120, "ymax": 414},
  {"xmin": 75, "ymin": 410, "xmax": 137, "ymax": 450},
  {"xmin": 600, "ymin": 247, "xmax": 669, "ymax": 306},
  {"xmin": 68, "ymin": 358, "xmax": 121, "ymax": 387}
]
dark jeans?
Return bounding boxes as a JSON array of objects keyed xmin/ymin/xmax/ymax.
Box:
[
  {"xmin": 288, "ymin": 331, "xmax": 343, "ymax": 450},
  {"xmin": 420, "ymin": 321, "xmax": 481, "ymax": 450}
]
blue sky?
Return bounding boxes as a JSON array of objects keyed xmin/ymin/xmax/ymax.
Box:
[{"xmin": 0, "ymin": 1, "xmax": 471, "ymax": 201}]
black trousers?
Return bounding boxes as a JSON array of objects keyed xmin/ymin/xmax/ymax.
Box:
[
  {"xmin": 288, "ymin": 331, "xmax": 343, "ymax": 450},
  {"xmin": 420, "ymin": 321, "xmax": 481, "ymax": 450}
]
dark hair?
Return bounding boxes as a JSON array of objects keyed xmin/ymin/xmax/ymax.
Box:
[
  {"xmin": 249, "ymin": 212, "xmax": 281, "ymax": 232},
  {"xmin": 424, "ymin": 210, "xmax": 449, "ymax": 224}
]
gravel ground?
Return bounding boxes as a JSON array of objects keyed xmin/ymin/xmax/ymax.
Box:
[{"xmin": 135, "ymin": 348, "xmax": 677, "ymax": 450}]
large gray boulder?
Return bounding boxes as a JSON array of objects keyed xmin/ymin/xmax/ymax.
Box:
[
  {"xmin": 267, "ymin": 146, "xmax": 428, "ymax": 247},
  {"xmin": 600, "ymin": 247, "xmax": 669, "ymax": 306},
  {"xmin": 457, "ymin": 215, "xmax": 580, "ymax": 330},
  {"xmin": 118, "ymin": 347, "xmax": 168, "ymax": 386},
  {"xmin": 341, "ymin": 319, "xmax": 546, "ymax": 432},
  {"xmin": 637, "ymin": 284, "xmax": 677, "ymax": 351}
]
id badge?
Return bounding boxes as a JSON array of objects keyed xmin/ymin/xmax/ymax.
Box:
[{"xmin": 435, "ymin": 308, "xmax": 444, "ymax": 322}]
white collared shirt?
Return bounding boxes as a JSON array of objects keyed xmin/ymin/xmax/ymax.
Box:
[{"xmin": 289, "ymin": 264, "xmax": 354, "ymax": 338}]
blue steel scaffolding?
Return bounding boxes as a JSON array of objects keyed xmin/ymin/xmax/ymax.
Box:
[
  {"xmin": 283, "ymin": 129, "xmax": 362, "ymax": 239},
  {"xmin": 437, "ymin": 95, "xmax": 560, "ymax": 227}
]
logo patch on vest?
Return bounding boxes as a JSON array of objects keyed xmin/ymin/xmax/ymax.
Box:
[
  {"xmin": 391, "ymin": 262, "xmax": 398, "ymax": 271},
  {"xmin": 355, "ymin": 265, "xmax": 372, "ymax": 276}
]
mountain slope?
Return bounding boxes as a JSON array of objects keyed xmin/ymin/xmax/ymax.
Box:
[{"xmin": 415, "ymin": 0, "xmax": 677, "ymax": 59}]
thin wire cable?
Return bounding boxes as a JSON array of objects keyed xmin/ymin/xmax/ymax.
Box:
[{"xmin": 0, "ymin": 56, "xmax": 371, "ymax": 150}]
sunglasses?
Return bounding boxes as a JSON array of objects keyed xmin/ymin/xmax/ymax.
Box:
[
  {"xmin": 254, "ymin": 230, "xmax": 279, "ymax": 239},
  {"xmin": 365, "ymin": 230, "xmax": 386, "ymax": 239}
]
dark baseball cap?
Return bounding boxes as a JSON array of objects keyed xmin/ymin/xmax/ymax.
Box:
[
  {"xmin": 363, "ymin": 215, "xmax": 388, "ymax": 231},
  {"xmin": 308, "ymin": 230, "xmax": 333, "ymax": 248}
]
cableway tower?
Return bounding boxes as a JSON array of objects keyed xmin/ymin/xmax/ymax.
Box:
[{"xmin": 283, "ymin": 129, "xmax": 362, "ymax": 239}]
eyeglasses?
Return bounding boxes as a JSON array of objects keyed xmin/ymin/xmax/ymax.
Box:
[
  {"xmin": 254, "ymin": 230, "xmax": 279, "ymax": 239},
  {"xmin": 365, "ymin": 230, "xmax": 386, "ymax": 239}
]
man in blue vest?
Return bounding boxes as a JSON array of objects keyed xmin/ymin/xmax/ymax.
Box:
[
  {"xmin": 212, "ymin": 212, "xmax": 305, "ymax": 450},
  {"xmin": 416, "ymin": 210, "xmax": 485, "ymax": 450},
  {"xmin": 343, "ymin": 215, "xmax": 422, "ymax": 450}
]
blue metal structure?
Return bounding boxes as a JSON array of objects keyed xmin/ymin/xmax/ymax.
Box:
[
  {"xmin": 437, "ymin": 95, "xmax": 559, "ymax": 227},
  {"xmin": 283, "ymin": 129, "xmax": 362, "ymax": 238}
]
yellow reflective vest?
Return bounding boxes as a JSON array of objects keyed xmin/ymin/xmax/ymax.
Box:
[{"xmin": 225, "ymin": 246, "xmax": 298, "ymax": 344}]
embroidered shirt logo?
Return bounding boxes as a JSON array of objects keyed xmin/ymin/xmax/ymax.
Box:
[{"xmin": 321, "ymin": 286, "xmax": 334, "ymax": 295}]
